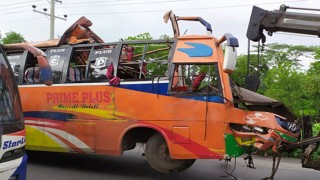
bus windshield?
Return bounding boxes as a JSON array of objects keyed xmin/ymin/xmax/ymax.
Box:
[{"xmin": 0, "ymin": 51, "xmax": 23, "ymax": 124}]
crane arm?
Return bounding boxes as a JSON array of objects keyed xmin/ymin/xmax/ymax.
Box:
[{"xmin": 246, "ymin": 4, "xmax": 320, "ymax": 43}]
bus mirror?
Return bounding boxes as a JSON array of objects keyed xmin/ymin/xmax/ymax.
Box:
[{"xmin": 223, "ymin": 46, "xmax": 237, "ymax": 74}]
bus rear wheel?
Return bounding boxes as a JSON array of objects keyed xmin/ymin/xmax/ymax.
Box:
[{"xmin": 145, "ymin": 133, "xmax": 195, "ymax": 173}]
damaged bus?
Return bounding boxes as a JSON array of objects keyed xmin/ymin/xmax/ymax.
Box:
[{"xmin": 3, "ymin": 11, "xmax": 314, "ymax": 177}]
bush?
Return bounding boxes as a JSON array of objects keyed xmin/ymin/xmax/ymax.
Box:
[
  {"xmin": 313, "ymin": 123, "xmax": 320, "ymax": 135},
  {"xmin": 310, "ymin": 123, "xmax": 320, "ymax": 160}
]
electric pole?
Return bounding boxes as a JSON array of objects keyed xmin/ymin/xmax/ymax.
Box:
[{"xmin": 32, "ymin": 0, "xmax": 67, "ymax": 40}]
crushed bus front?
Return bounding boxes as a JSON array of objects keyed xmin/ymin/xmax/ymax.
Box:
[{"xmin": 228, "ymin": 84, "xmax": 300, "ymax": 154}]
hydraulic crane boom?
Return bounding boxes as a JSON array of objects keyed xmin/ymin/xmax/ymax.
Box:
[{"xmin": 246, "ymin": 4, "xmax": 320, "ymax": 42}]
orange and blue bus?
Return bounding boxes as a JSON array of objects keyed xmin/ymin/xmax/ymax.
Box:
[
  {"xmin": 0, "ymin": 45, "xmax": 27, "ymax": 180},
  {"xmin": 3, "ymin": 13, "xmax": 301, "ymax": 173}
]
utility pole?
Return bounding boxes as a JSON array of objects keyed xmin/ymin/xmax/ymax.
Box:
[
  {"xmin": 50, "ymin": 0, "xmax": 56, "ymax": 40},
  {"xmin": 32, "ymin": 0, "xmax": 67, "ymax": 40}
]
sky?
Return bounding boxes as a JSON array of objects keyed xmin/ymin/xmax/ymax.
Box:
[{"xmin": 0, "ymin": 0, "xmax": 319, "ymax": 58}]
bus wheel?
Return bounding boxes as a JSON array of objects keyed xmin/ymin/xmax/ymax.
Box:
[{"xmin": 145, "ymin": 133, "xmax": 195, "ymax": 173}]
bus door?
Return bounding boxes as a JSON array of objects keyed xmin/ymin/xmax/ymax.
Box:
[
  {"xmin": 167, "ymin": 36, "xmax": 226, "ymax": 154},
  {"xmin": 64, "ymin": 46, "xmax": 117, "ymax": 153},
  {"xmin": 45, "ymin": 46, "xmax": 84, "ymax": 152},
  {"xmin": 48, "ymin": 46, "xmax": 101, "ymax": 153},
  {"xmin": 6, "ymin": 50, "xmax": 28, "ymax": 84}
]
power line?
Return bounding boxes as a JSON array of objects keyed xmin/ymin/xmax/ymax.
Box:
[
  {"xmin": 65, "ymin": 0, "xmax": 312, "ymax": 15},
  {"xmin": 56, "ymin": 0, "xmax": 191, "ymax": 9},
  {"xmin": 61, "ymin": 0, "xmax": 188, "ymax": 5},
  {"xmin": 0, "ymin": 17, "xmax": 44, "ymax": 23},
  {"xmin": 0, "ymin": 10, "xmax": 30, "ymax": 15},
  {"xmin": 0, "ymin": 4, "xmax": 47, "ymax": 11},
  {"xmin": 0, "ymin": 0, "xmax": 42, "ymax": 7}
]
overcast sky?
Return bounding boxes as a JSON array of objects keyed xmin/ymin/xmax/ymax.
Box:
[{"xmin": 0, "ymin": 0, "xmax": 319, "ymax": 56}]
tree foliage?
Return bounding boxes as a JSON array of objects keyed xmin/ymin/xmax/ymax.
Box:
[
  {"xmin": 232, "ymin": 43, "xmax": 320, "ymax": 121},
  {"xmin": 0, "ymin": 31, "xmax": 26, "ymax": 44},
  {"xmin": 123, "ymin": 32, "xmax": 171, "ymax": 77}
]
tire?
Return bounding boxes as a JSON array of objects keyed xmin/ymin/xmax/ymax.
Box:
[{"xmin": 145, "ymin": 133, "xmax": 196, "ymax": 173}]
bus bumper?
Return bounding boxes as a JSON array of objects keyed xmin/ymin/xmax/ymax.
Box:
[{"xmin": 0, "ymin": 154, "xmax": 28, "ymax": 180}]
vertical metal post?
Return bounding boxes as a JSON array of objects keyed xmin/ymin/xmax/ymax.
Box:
[
  {"xmin": 139, "ymin": 44, "xmax": 149, "ymax": 79},
  {"xmin": 257, "ymin": 40, "xmax": 260, "ymax": 72},
  {"xmin": 246, "ymin": 39, "xmax": 250, "ymax": 77},
  {"xmin": 50, "ymin": 0, "xmax": 55, "ymax": 39}
]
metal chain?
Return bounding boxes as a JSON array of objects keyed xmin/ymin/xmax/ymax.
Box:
[{"xmin": 260, "ymin": 152, "xmax": 282, "ymax": 180}]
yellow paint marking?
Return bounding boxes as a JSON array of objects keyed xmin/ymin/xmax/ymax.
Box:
[
  {"xmin": 209, "ymin": 148, "xmax": 225, "ymax": 152},
  {"xmin": 26, "ymin": 126, "xmax": 68, "ymax": 152},
  {"xmin": 53, "ymin": 106, "xmax": 125, "ymax": 119}
]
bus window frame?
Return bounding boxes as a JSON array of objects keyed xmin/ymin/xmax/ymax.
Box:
[
  {"xmin": 66, "ymin": 47, "xmax": 92, "ymax": 83},
  {"xmin": 168, "ymin": 62, "xmax": 224, "ymax": 98},
  {"xmin": 45, "ymin": 46, "xmax": 73, "ymax": 84},
  {"xmin": 85, "ymin": 44, "xmax": 120, "ymax": 82},
  {"xmin": 6, "ymin": 50, "xmax": 28, "ymax": 85}
]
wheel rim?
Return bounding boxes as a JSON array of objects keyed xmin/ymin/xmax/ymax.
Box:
[{"xmin": 159, "ymin": 143, "xmax": 170, "ymax": 160}]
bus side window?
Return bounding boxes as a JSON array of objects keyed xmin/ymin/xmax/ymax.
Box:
[
  {"xmin": 88, "ymin": 47, "xmax": 114, "ymax": 81},
  {"xmin": 67, "ymin": 50, "xmax": 88, "ymax": 82},
  {"xmin": 23, "ymin": 53, "xmax": 39, "ymax": 84},
  {"xmin": 117, "ymin": 45, "xmax": 146, "ymax": 80},
  {"xmin": 171, "ymin": 65, "xmax": 188, "ymax": 92},
  {"xmin": 9, "ymin": 61, "xmax": 21, "ymax": 84},
  {"xmin": 24, "ymin": 67, "xmax": 40, "ymax": 83}
]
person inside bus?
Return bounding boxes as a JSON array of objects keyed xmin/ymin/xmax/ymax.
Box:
[
  {"xmin": 191, "ymin": 72, "xmax": 220, "ymax": 94},
  {"xmin": 118, "ymin": 46, "xmax": 147, "ymax": 79},
  {"xmin": 190, "ymin": 72, "xmax": 206, "ymax": 92},
  {"xmin": 120, "ymin": 46, "xmax": 134, "ymax": 63}
]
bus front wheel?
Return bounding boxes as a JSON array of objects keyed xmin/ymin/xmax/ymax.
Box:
[{"xmin": 145, "ymin": 133, "xmax": 195, "ymax": 173}]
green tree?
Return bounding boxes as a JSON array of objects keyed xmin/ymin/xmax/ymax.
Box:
[
  {"xmin": 304, "ymin": 61, "xmax": 320, "ymax": 118},
  {"xmin": 231, "ymin": 43, "xmax": 320, "ymax": 118},
  {"xmin": 260, "ymin": 44, "xmax": 320, "ymax": 116},
  {"xmin": 263, "ymin": 61, "xmax": 305, "ymax": 113},
  {"xmin": 123, "ymin": 32, "xmax": 171, "ymax": 77},
  {"xmin": 0, "ymin": 31, "xmax": 26, "ymax": 44},
  {"xmin": 124, "ymin": 32, "xmax": 153, "ymax": 41}
]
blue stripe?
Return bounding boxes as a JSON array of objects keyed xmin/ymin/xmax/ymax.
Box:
[
  {"xmin": 119, "ymin": 82, "xmax": 169, "ymax": 96},
  {"xmin": 12, "ymin": 154, "xmax": 27, "ymax": 180},
  {"xmin": 179, "ymin": 95, "xmax": 224, "ymax": 103},
  {"xmin": 119, "ymin": 82, "xmax": 224, "ymax": 103},
  {"xmin": 24, "ymin": 111, "xmax": 74, "ymax": 121}
]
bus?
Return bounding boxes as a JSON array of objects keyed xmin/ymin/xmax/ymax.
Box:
[
  {"xmin": 0, "ymin": 45, "xmax": 27, "ymax": 180},
  {"xmin": 0, "ymin": 43, "xmax": 52, "ymax": 179},
  {"xmin": 3, "ymin": 13, "xmax": 301, "ymax": 173}
]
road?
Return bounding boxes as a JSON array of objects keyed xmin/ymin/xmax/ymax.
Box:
[{"xmin": 26, "ymin": 148, "xmax": 319, "ymax": 180}]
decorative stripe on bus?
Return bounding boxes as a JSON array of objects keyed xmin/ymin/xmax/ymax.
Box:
[{"xmin": 26, "ymin": 124, "xmax": 94, "ymax": 153}]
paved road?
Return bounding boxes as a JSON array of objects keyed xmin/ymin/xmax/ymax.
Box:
[{"xmin": 26, "ymin": 148, "xmax": 319, "ymax": 180}]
